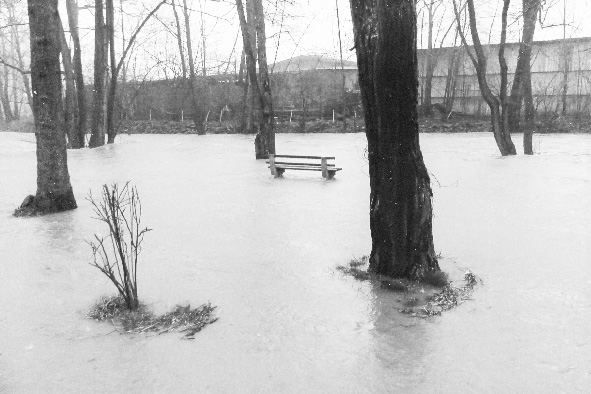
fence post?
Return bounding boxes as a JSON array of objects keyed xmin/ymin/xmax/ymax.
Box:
[
  {"xmin": 332, "ymin": 110, "xmax": 335, "ymax": 123},
  {"xmin": 149, "ymin": 109, "xmax": 152, "ymax": 121},
  {"xmin": 181, "ymin": 110, "xmax": 184, "ymax": 122}
]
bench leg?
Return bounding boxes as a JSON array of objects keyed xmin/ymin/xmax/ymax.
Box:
[
  {"xmin": 327, "ymin": 170, "xmax": 336, "ymax": 180},
  {"xmin": 275, "ymin": 168, "xmax": 285, "ymax": 178}
]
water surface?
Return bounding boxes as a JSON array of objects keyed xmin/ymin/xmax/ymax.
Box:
[{"xmin": 1, "ymin": 132, "xmax": 590, "ymax": 393}]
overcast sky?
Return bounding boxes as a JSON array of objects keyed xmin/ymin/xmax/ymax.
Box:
[{"xmin": 74, "ymin": 0, "xmax": 591, "ymax": 78}]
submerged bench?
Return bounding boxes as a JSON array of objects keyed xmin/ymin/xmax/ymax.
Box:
[{"xmin": 267, "ymin": 154, "xmax": 342, "ymax": 179}]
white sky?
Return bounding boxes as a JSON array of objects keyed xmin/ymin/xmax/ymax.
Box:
[{"xmin": 72, "ymin": 0, "xmax": 591, "ymax": 79}]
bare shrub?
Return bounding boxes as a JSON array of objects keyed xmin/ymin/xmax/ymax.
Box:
[{"xmin": 87, "ymin": 183, "xmax": 151, "ymax": 310}]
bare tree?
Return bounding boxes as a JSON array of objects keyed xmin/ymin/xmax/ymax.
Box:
[
  {"xmin": 453, "ymin": 0, "xmax": 516, "ymax": 156},
  {"xmin": 171, "ymin": 0, "xmax": 187, "ymax": 80},
  {"xmin": 16, "ymin": 0, "xmax": 77, "ymax": 216},
  {"xmin": 65, "ymin": 0, "xmax": 87, "ymax": 148},
  {"xmin": 508, "ymin": 0, "xmax": 541, "ymax": 154},
  {"xmin": 335, "ymin": 0, "xmax": 347, "ymax": 130},
  {"xmin": 350, "ymin": 0, "xmax": 439, "ymax": 279},
  {"xmin": 236, "ymin": 0, "xmax": 275, "ymax": 159},
  {"xmin": 182, "ymin": 0, "xmax": 206, "ymax": 135},
  {"xmin": 58, "ymin": 15, "xmax": 79, "ymax": 149},
  {"xmin": 105, "ymin": 0, "xmax": 167, "ymax": 143},
  {"xmin": 89, "ymin": 0, "xmax": 108, "ymax": 148}
]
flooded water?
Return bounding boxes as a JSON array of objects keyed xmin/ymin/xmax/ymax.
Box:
[{"xmin": 1, "ymin": 131, "xmax": 590, "ymax": 393}]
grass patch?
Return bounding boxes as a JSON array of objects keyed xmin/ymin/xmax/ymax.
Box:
[
  {"xmin": 87, "ymin": 295, "xmax": 218, "ymax": 339},
  {"xmin": 400, "ymin": 270, "xmax": 481, "ymax": 317},
  {"xmin": 337, "ymin": 255, "xmax": 480, "ymax": 317}
]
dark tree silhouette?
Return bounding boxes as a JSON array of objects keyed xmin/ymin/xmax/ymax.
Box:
[
  {"xmin": 15, "ymin": 0, "xmax": 77, "ymax": 216},
  {"xmin": 350, "ymin": 0, "xmax": 439, "ymax": 279}
]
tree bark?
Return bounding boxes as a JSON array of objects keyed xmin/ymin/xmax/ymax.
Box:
[
  {"xmin": 58, "ymin": 16, "xmax": 80, "ymax": 149},
  {"xmin": 89, "ymin": 0, "xmax": 107, "ymax": 148},
  {"xmin": 66, "ymin": 0, "xmax": 87, "ymax": 148},
  {"xmin": 350, "ymin": 0, "xmax": 439, "ymax": 279},
  {"xmin": 18, "ymin": 0, "xmax": 77, "ymax": 216}
]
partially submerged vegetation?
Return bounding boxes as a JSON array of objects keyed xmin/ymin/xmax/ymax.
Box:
[
  {"xmin": 337, "ymin": 255, "xmax": 480, "ymax": 317},
  {"xmin": 87, "ymin": 295, "xmax": 217, "ymax": 339},
  {"xmin": 86, "ymin": 183, "xmax": 217, "ymax": 339}
]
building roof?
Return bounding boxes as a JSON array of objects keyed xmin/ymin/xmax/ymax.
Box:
[{"xmin": 272, "ymin": 55, "xmax": 357, "ymax": 73}]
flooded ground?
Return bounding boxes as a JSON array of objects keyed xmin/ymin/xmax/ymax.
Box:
[{"xmin": 0, "ymin": 131, "xmax": 590, "ymax": 393}]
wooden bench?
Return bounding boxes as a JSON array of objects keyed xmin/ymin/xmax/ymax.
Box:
[{"xmin": 267, "ymin": 154, "xmax": 342, "ymax": 179}]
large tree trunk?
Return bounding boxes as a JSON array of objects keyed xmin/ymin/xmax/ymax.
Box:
[
  {"xmin": 66, "ymin": 0, "xmax": 87, "ymax": 148},
  {"xmin": 350, "ymin": 0, "xmax": 439, "ymax": 279},
  {"xmin": 89, "ymin": 0, "xmax": 107, "ymax": 148},
  {"xmin": 58, "ymin": 16, "xmax": 80, "ymax": 149},
  {"xmin": 17, "ymin": 0, "xmax": 77, "ymax": 216}
]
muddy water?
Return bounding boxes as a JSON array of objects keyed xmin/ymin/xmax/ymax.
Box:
[{"xmin": 0, "ymin": 132, "xmax": 589, "ymax": 393}]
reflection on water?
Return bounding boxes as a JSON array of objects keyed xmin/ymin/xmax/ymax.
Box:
[{"xmin": 0, "ymin": 132, "xmax": 590, "ymax": 393}]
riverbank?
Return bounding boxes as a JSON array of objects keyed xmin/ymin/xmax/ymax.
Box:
[{"xmin": 3, "ymin": 113, "xmax": 590, "ymax": 136}]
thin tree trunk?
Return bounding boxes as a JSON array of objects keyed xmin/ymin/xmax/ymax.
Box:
[
  {"xmin": 106, "ymin": 0, "xmax": 166, "ymax": 142},
  {"xmin": 508, "ymin": 0, "xmax": 539, "ymax": 152},
  {"xmin": 106, "ymin": 0, "xmax": 117, "ymax": 144},
  {"xmin": 171, "ymin": 0, "xmax": 187, "ymax": 80},
  {"xmin": 523, "ymin": 56, "xmax": 535, "ymax": 154},
  {"xmin": 422, "ymin": 0, "xmax": 435, "ymax": 116},
  {"xmin": 237, "ymin": 50, "xmax": 249, "ymax": 133},
  {"xmin": 89, "ymin": 0, "xmax": 107, "ymax": 148},
  {"xmin": 66, "ymin": 0, "xmax": 86, "ymax": 148},
  {"xmin": 58, "ymin": 16, "xmax": 80, "ymax": 149},
  {"xmin": 252, "ymin": 0, "xmax": 275, "ymax": 159},
  {"xmin": 245, "ymin": 0, "xmax": 257, "ymax": 135},
  {"xmin": 182, "ymin": 0, "xmax": 206, "ymax": 134},
  {"xmin": 454, "ymin": 0, "xmax": 516, "ymax": 156},
  {"xmin": 18, "ymin": 0, "xmax": 77, "ymax": 216},
  {"xmin": 8, "ymin": 11, "xmax": 33, "ymax": 111},
  {"xmin": 335, "ymin": 0, "xmax": 347, "ymax": 130},
  {"xmin": 350, "ymin": 0, "xmax": 439, "ymax": 279},
  {"xmin": 0, "ymin": 33, "xmax": 14, "ymax": 122}
]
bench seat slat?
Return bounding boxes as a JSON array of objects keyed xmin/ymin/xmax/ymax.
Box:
[
  {"xmin": 271, "ymin": 165, "xmax": 342, "ymax": 171},
  {"xmin": 271, "ymin": 162, "xmax": 339, "ymax": 167},
  {"xmin": 273, "ymin": 154, "xmax": 336, "ymax": 160}
]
